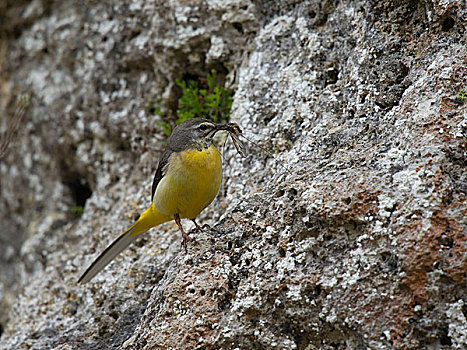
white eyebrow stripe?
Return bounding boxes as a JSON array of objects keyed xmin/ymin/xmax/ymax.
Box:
[{"xmin": 191, "ymin": 122, "xmax": 214, "ymax": 130}]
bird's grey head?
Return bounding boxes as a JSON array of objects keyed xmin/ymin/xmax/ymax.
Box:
[{"xmin": 167, "ymin": 118, "xmax": 227, "ymax": 151}]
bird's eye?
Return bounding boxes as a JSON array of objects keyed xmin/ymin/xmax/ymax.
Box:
[{"xmin": 199, "ymin": 124, "xmax": 209, "ymax": 131}]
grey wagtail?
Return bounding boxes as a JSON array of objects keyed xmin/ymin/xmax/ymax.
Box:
[{"xmin": 78, "ymin": 118, "xmax": 234, "ymax": 283}]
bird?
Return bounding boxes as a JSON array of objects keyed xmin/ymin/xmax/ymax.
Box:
[{"xmin": 78, "ymin": 118, "xmax": 230, "ymax": 283}]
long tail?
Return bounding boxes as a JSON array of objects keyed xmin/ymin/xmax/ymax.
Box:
[{"xmin": 78, "ymin": 204, "xmax": 171, "ymax": 284}]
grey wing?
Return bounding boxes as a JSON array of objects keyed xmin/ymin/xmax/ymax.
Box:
[{"xmin": 151, "ymin": 149, "xmax": 171, "ymax": 200}]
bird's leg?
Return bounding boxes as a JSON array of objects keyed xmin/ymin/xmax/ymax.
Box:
[
  {"xmin": 189, "ymin": 219, "xmax": 202, "ymax": 233},
  {"xmin": 175, "ymin": 213, "xmax": 192, "ymax": 253},
  {"xmin": 189, "ymin": 219, "xmax": 212, "ymax": 234},
  {"xmin": 189, "ymin": 219, "xmax": 201, "ymax": 233}
]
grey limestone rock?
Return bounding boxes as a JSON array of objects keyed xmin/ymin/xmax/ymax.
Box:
[{"xmin": 0, "ymin": 0, "xmax": 466, "ymax": 349}]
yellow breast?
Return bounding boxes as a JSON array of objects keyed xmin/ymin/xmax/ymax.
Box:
[{"xmin": 152, "ymin": 145, "xmax": 223, "ymax": 219}]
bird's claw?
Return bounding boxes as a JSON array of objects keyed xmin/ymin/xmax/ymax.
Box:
[
  {"xmin": 188, "ymin": 223, "xmax": 211, "ymax": 234},
  {"xmin": 182, "ymin": 231, "xmax": 193, "ymax": 253}
]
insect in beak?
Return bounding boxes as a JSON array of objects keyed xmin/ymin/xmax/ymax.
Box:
[{"xmin": 216, "ymin": 122, "xmax": 247, "ymax": 157}]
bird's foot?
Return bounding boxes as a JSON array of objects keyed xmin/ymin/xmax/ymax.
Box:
[
  {"xmin": 188, "ymin": 221, "xmax": 212, "ymax": 234},
  {"xmin": 182, "ymin": 231, "xmax": 193, "ymax": 253},
  {"xmin": 175, "ymin": 213, "xmax": 194, "ymax": 253},
  {"xmin": 188, "ymin": 226, "xmax": 200, "ymax": 234}
]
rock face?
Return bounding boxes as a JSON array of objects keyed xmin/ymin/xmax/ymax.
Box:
[{"xmin": 1, "ymin": 0, "xmax": 466, "ymax": 349}]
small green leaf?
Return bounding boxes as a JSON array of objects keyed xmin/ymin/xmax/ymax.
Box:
[
  {"xmin": 71, "ymin": 206, "xmax": 84, "ymax": 217},
  {"xmin": 458, "ymin": 88, "xmax": 467, "ymax": 101}
]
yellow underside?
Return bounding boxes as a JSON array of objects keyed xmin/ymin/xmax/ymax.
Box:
[
  {"xmin": 152, "ymin": 144, "xmax": 223, "ymax": 220},
  {"xmin": 128, "ymin": 204, "xmax": 172, "ymax": 238}
]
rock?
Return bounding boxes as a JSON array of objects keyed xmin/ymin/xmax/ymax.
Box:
[{"xmin": 0, "ymin": 0, "xmax": 466, "ymax": 349}]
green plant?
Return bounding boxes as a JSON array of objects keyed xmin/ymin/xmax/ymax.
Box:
[
  {"xmin": 157, "ymin": 69, "xmax": 234, "ymax": 135},
  {"xmin": 458, "ymin": 88, "xmax": 467, "ymax": 101},
  {"xmin": 150, "ymin": 99, "xmax": 173, "ymax": 136},
  {"xmin": 71, "ymin": 206, "xmax": 84, "ymax": 217}
]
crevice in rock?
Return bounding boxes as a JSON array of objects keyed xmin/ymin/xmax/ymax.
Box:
[
  {"xmin": 58, "ymin": 157, "xmax": 93, "ymax": 215},
  {"xmin": 441, "ymin": 16, "xmax": 455, "ymax": 32},
  {"xmin": 439, "ymin": 326, "xmax": 452, "ymax": 346}
]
